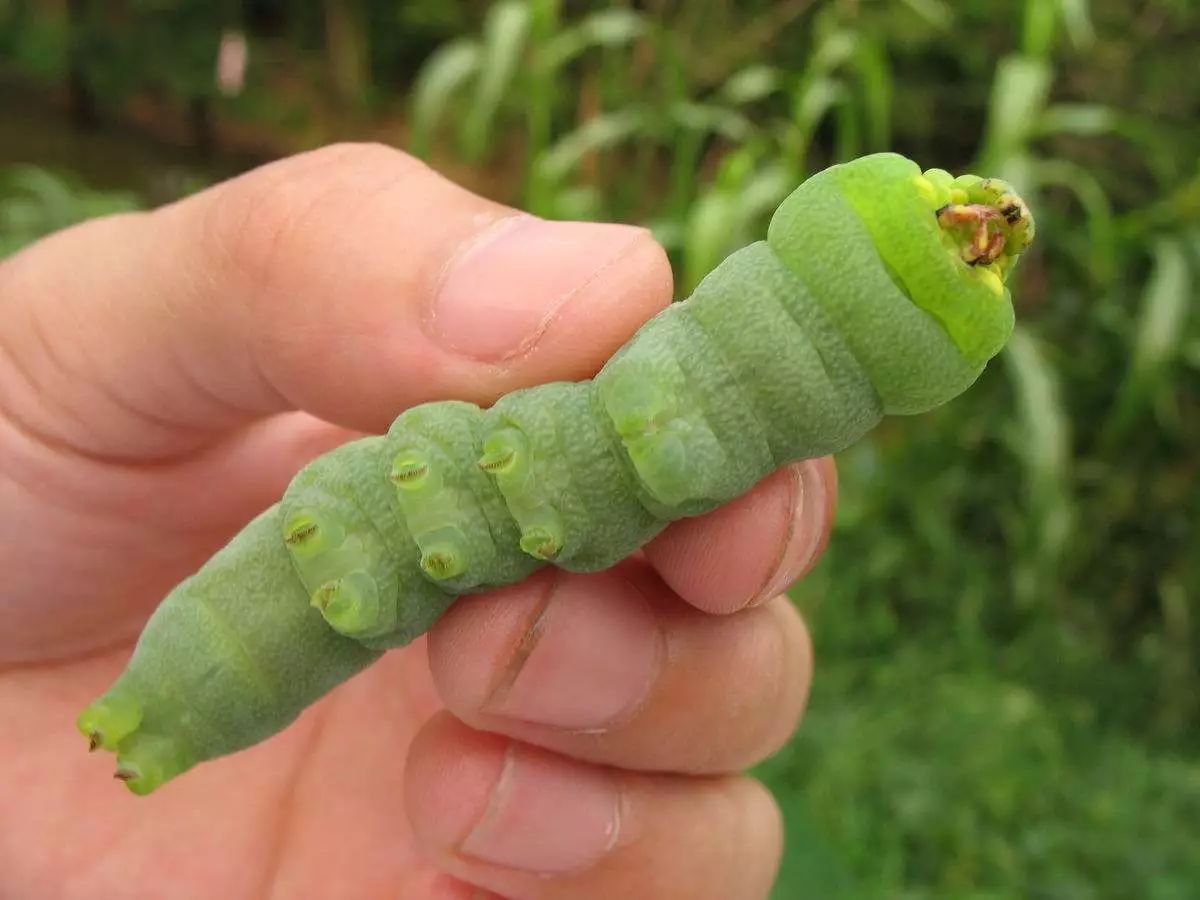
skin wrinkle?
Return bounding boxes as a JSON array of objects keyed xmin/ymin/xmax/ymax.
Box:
[
  {"xmin": 0, "ymin": 297, "xmax": 80, "ymax": 450},
  {"xmin": 27, "ymin": 236, "xmax": 167, "ymax": 437},
  {"xmin": 185, "ymin": 149, "xmax": 371, "ymax": 420},
  {"xmin": 78, "ymin": 360, "xmax": 210, "ymax": 448},
  {"xmin": 22, "ymin": 263, "xmax": 74, "ymax": 390},
  {"xmin": 213, "ymin": 151, "xmax": 436, "ymax": 421},
  {"xmin": 211, "ymin": 143, "xmax": 394, "ymax": 293},
  {"xmin": 0, "ymin": 399, "xmax": 227, "ymax": 516},
  {"xmin": 3, "ymin": 569, "xmax": 160, "ymax": 665},
  {"xmin": 0, "ymin": 634, "xmax": 132, "ymax": 677},
  {"xmin": 163, "ymin": 329, "xmax": 252, "ymax": 433},
  {"xmin": 153, "ymin": 241, "xmax": 255, "ymax": 431},
  {"xmin": 243, "ymin": 146, "xmax": 429, "ymax": 298},
  {"xmin": 189, "ymin": 185, "xmax": 294, "ymax": 420},
  {"xmin": 36, "ymin": 385, "xmax": 229, "ymax": 470},
  {"xmin": 36, "ymin": 245, "xmax": 212, "ymax": 452},
  {"xmin": 1, "ymin": 244, "xmax": 218, "ymax": 461}
]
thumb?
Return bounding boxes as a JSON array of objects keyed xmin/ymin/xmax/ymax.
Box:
[{"xmin": 0, "ymin": 142, "xmax": 673, "ymax": 461}]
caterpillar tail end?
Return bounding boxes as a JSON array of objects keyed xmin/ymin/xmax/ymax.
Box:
[
  {"xmin": 76, "ymin": 505, "xmax": 383, "ymax": 796},
  {"xmin": 77, "ymin": 694, "xmax": 193, "ymax": 796}
]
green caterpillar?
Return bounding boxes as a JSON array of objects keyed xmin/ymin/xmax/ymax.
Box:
[{"xmin": 77, "ymin": 152, "xmax": 1034, "ymax": 795}]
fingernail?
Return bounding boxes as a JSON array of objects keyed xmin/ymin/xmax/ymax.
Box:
[
  {"xmin": 461, "ymin": 744, "xmax": 622, "ymax": 875},
  {"xmin": 748, "ymin": 460, "xmax": 829, "ymax": 607},
  {"xmin": 485, "ymin": 572, "xmax": 662, "ymax": 731},
  {"xmin": 431, "ymin": 216, "xmax": 647, "ymax": 361}
]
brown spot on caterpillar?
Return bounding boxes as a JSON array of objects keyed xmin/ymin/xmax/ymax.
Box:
[
  {"xmin": 284, "ymin": 523, "xmax": 318, "ymax": 545},
  {"xmin": 478, "ymin": 448, "xmax": 515, "ymax": 473},
  {"xmin": 421, "ymin": 552, "xmax": 458, "ymax": 579},
  {"xmin": 938, "ymin": 203, "xmax": 1010, "ymax": 267},
  {"xmin": 113, "ymin": 768, "xmax": 136, "ymax": 782},
  {"xmin": 963, "ymin": 230, "xmax": 1006, "ymax": 266},
  {"xmin": 312, "ymin": 582, "xmax": 337, "ymax": 611},
  {"xmin": 88, "ymin": 732, "xmax": 100, "ymax": 752},
  {"xmin": 389, "ymin": 463, "xmax": 428, "ymax": 484}
]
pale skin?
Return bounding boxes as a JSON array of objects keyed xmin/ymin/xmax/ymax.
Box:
[{"xmin": 0, "ymin": 144, "xmax": 836, "ymax": 900}]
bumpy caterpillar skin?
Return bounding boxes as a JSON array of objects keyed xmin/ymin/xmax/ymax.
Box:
[{"xmin": 78, "ymin": 153, "xmax": 1034, "ymax": 794}]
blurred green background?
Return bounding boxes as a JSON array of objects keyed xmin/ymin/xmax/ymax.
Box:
[{"xmin": 2, "ymin": 1, "xmax": 1197, "ymax": 896}]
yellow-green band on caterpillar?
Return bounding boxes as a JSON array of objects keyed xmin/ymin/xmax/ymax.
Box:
[{"xmin": 78, "ymin": 153, "xmax": 1034, "ymax": 795}]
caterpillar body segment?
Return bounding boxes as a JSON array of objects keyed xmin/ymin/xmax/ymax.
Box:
[
  {"xmin": 79, "ymin": 153, "xmax": 1035, "ymax": 794},
  {"xmin": 77, "ymin": 506, "xmax": 384, "ymax": 793}
]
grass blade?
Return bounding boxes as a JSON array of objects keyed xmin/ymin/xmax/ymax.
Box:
[
  {"xmin": 1058, "ymin": 0, "xmax": 1096, "ymax": 49},
  {"xmin": 718, "ymin": 64, "xmax": 782, "ymax": 106},
  {"xmin": 1033, "ymin": 157, "xmax": 1117, "ymax": 283},
  {"xmin": 460, "ymin": 0, "xmax": 531, "ymax": 163},
  {"xmin": 1003, "ymin": 325, "xmax": 1073, "ymax": 606},
  {"xmin": 978, "ymin": 55, "xmax": 1052, "ymax": 171},
  {"xmin": 1107, "ymin": 236, "xmax": 1193, "ymax": 440},
  {"xmin": 408, "ymin": 38, "xmax": 481, "ymax": 159},
  {"xmin": 542, "ymin": 9, "xmax": 646, "ymax": 71},
  {"xmin": 534, "ymin": 107, "xmax": 651, "ymax": 186},
  {"xmin": 898, "ymin": 0, "xmax": 954, "ymax": 30}
]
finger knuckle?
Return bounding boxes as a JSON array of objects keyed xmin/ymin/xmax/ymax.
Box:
[{"xmin": 201, "ymin": 142, "xmax": 430, "ymax": 295}]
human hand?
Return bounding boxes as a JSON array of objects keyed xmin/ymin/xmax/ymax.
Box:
[{"xmin": 0, "ymin": 144, "xmax": 835, "ymax": 900}]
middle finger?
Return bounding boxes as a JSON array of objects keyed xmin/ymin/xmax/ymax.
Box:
[{"xmin": 426, "ymin": 561, "xmax": 813, "ymax": 775}]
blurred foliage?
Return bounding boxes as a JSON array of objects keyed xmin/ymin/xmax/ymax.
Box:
[
  {"xmin": 0, "ymin": 164, "xmax": 140, "ymax": 255},
  {"xmin": 2, "ymin": 0, "xmax": 1199, "ymax": 897}
]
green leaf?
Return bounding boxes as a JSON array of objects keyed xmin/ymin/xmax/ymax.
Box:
[
  {"xmin": 1036, "ymin": 103, "xmax": 1119, "ymax": 137},
  {"xmin": 1108, "ymin": 237, "xmax": 1192, "ymax": 438},
  {"xmin": 1058, "ymin": 0, "xmax": 1096, "ymax": 49},
  {"xmin": 811, "ymin": 29, "xmax": 857, "ymax": 74},
  {"xmin": 408, "ymin": 38, "xmax": 481, "ymax": 159},
  {"xmin": 1002, "ymin": 326, "xmax": 1073, "ymax": 601},
  {"xmin": 541, "ymin": 9, "xmax": 646, "ymax": 71},
  {"xmin": 534, "ymin": 107, "xmax": 652, "ymax": 184},
  {"xmin": 460, "ymin": 0, "xmax": 531, "ymax": 163},
  {"xmin": 1022, "ymin": 0, "xmax": 1059, "ymax": 57},
  {"xmin": 669, "ymin": 101, "xmax": 751, "ymax": 141},
  {"xmin": 718, "ymin": 64, "xmax": 782, "ymax": 106},
  {"xmin": 681, "ymin": 188, "xmax": 738, "ymax": 295},
  {"xmin": 1033, "ymin": 157, "xmax": 1117, "ymax": 283},
  {"xmin": 792, "ymin": 76, "xmax": 847, "ymax": 134},
  {"xmin": 897, "ymin": 0, "xmax": 954, "ymax": 30},
  {"xmin": 853, "ymin": 36, "xmax": 893, "ymax": 151},
  {"xmin": 1, "ymin": 166, "xmax": 142, "ymax": 257},
  {"xmin": 978, "ymin": 55, "xmax": 1053, "ymax": 170},
  {"xmin": 1004, "ymin": 326, "xmax": 1071, "ymax": 506},
  {"xmin": 784, "ymin": 76, "xmax": 847, "ymax": 174}
]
